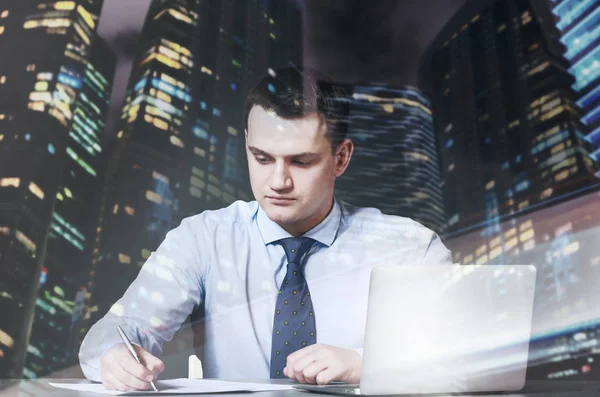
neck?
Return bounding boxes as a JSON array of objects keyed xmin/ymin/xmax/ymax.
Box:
[{"xmin": 284, "ymin": 197, "xmax": 334, "ymax": 237}]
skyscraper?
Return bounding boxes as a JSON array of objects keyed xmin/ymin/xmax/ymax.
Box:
[
  {"xmin": 87, "ymin": 0, "xmax": 302, "ymax": 326},
  {"xmin": 0, "ymin": 0, "xmax": 107, "ymax": 379},
  {"xmin": 335, "ymin": 85, "xmax": 445, "ymax": 233},
  {"xmin": 23, "ymin": 34, "xmax": 115, "ymax": 379},
  {"xmin": 548, "ymin": 0, "xmax": 600, "ymax": 160},
  {"xmin": 419, "ymin": 0, "xmax": 599, "ymax": 235}
]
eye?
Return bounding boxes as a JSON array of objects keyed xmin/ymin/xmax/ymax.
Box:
[
  {"xmin": 293, "ymin": 160, "xmax": 311, "ymax": 167},
  {"xmin": 255, "ymin": 157, "xmax": 271, "ymax": 164}
]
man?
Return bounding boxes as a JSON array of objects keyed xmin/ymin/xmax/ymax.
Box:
[{"xmin": 79, "ymin": 67, "xmax": 453, "ymax": 391}]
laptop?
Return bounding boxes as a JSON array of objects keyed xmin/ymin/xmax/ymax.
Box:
[{"xmin": 295, "ymin": 264, "xmax": 537, "ymax": 395}]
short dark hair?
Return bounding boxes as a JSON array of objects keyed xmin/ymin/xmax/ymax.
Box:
[{"xmin": 244, "ymin": 67, "xmax": 349, "ymax": 152}]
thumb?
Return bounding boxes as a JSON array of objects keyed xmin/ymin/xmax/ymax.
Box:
[{"xmin": 135, "ymin": 346, "xmax": 165, "ymax": 376}]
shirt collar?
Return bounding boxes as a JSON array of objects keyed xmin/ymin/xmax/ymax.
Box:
[{"xmin": 254, "ymin": 198, "xmax": 341, "ymax": 247}]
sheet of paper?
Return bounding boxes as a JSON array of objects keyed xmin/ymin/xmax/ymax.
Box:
[{"xmin": 50, "ymin": 378, "xmax": 296, "ymax": 395}]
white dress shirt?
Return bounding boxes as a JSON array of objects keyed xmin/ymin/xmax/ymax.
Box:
[{"xmin": 79, "ymin": 198, "xmax": 453, "ymax": 381}]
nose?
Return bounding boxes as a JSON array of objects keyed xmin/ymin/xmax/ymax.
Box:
[{"xmin": 268, "ymin": 161, "xmax": 293, "ymax": 192}]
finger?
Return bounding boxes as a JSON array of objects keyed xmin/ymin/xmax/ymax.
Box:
[
  {"xmin": 316, "ymin": 367, "xmax": 341, "ymax": 385},
  {"xmin": 137, "ymin": 347, "xmax": 165, "ymax": 376},
  {"xmin": 109, "ymin": 355, "xmax": 153, "ymax": 390},
  {"xmin": 302, "ymin": 360, "xmax": 329, "ymax": 384},
  {"xmin": 291, "ymin": 356, "xmax": 318, "ymax": 384},
  {"xmin": 287, "ymin": 344, "xmax": 320, "ymax": 365},
  {"xmin": 103, "ymin": 370, "xmax": 133, "ymax": 392},
  {"xmin": 112, "ymin": 349, "xmax": 155, "ymax": 382}
]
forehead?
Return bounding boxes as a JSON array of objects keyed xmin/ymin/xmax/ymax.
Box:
[{"xmin": 246, "ymin": 106, "xmax": 328, "ymax": 153}]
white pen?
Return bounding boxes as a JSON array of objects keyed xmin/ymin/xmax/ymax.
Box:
[{"xmin": 116, "ymin": 325, "xmax": 159, "ymax": 392}]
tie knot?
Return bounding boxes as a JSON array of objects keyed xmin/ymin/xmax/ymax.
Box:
[{"xmin": 278, "ymin": 237, "xmax": 316, "ymax": 265}]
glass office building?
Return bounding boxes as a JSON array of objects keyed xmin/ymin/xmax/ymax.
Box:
[
  {"xmin": 549, "ymin": 0, "xmax": 600, "ymax": 160},
  {"xmin": 87, "ymin": 0, "xmax": 303, "ymax": 327},
  {"xmin": 0, "ymin": 0, "xmax": 110, "ymax": 379},
  {"xmin": 335, "ymin": 85, "xmax": 446, "ymax": 233},
  {"xmin": 419, "ymin": 0, "xmax": 599, "ymax": 236},
  {"xmin": 419, "ymin": 0, "xmax": 600, "ymax": 379},
  {"xmin": 24, "ymin": 35, "xmax": 115, "ymax": 379}
]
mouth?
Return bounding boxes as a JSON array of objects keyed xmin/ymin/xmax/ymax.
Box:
[{"xmin": 266, "ymin": 196, "xmax": 295, "ymax": 205}]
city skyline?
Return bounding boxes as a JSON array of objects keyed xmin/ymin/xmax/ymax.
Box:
[{"xmin": 2, "ymin": 0, "xmax": 600, "ymax": 382}]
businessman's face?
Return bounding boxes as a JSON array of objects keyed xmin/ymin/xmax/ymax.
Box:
[{"xmin": 246, "ymin": 106, "xmax": 352, "ymax": 236}]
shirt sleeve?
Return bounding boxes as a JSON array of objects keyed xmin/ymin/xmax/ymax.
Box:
[
  {"xmin": 78, "ymin": 216, "xmax": 206, "ymax": 382},
  {"xmin": 419, "ymin": 229, "xmax": 454, "ymax": 266}
]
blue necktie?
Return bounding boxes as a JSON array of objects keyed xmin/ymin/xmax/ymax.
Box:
[{"xmin": 270, "ymin": 237, "xmax": 317, "ymax": 378}]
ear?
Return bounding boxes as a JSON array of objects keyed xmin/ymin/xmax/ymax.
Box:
[{"xmin": 334, "ymin": 139, "xmax": 353, "ymax": 178}]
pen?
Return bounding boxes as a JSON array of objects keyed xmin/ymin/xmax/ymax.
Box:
[{"xmin": 116, "ymin": 325, "xmax": 159, "ymax": 392}]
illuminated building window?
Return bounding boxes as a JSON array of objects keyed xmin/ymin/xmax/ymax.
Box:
[
  {"xmin": 563, "ymin": 241, "xmax": 580, "ymax": 256},
  {"xmin": 170, "ymin": 135, "xmax": 184, "ymax": 148},
  {"xmin": 55, "ymin": 1, "xmax": 76, "ymax": 10},
  {"xmin": 1, "ymin": 10, "xmax": 8, "ymax": 18},
  {"xmin": 0, "ymin": 177, "xmax": 20, "ymax": 188},
  {"xmin": 118, "ymin": 253, "xmax": 131, "ymax": 264},
  {"xmin": 28, "ymin": 182, "xmax": 44, "ymax": 200},
  {"xmin": 201, "ymin": 66, "xmax": 213, "ymax": 75},
  {"xmin": 527, "ymin": 61, "xmax": 549, "ymax": 77},
  {"xmin": 410, "ymin": 152, "xmax": 430, "ymax": 161},
  {"xmin": 519, "ymin": 229, "xmax": 535, "ymax": 243},
  {"xmin": 489, "ymin": 246, "xmax": 502, "ymax": 260},
  {"xmin": 146, "ymin": 191, "xmax": 163, "ymax": 204},
  {"xmin": 56, "ymin": 192, "xmax": 64, "ymax": 201},
  {"xmin": 64, "ymin": 187, "xmax": 72, "ymax": 198},
  {"xmin": 113, "ymin": 204, "xmax": 118, "ymax": 214},
  {"xmin": 268, "ymin": 68, "xmax": 276, "ymax": 77},
  {"xmin": 518, "ymin": 200, "xmax": 529, "ymax": 210},
  {"xmin": 124, "ymin": 206, "xmax": 135, "ymax": 216},
  {"xmin": 141, "ymin": 249, "xmax": 151, "ymax": 259},
  {"xmin": 190, "ymin": 187, "xmax": 202, "ymax": 198},
  {"xmin": 67, "ymin": 147, "xmax": 96, "ymax": 176},
  {"xmin": 490, "ymin": 236, "xmax": 501, "ymax": 248},
  {"xmin": 486, "ymin": 180, "xmax": 495, "ymax": 190},
  {"xmin": 192, "ymin": 167, "xmax": 205, "ymax": 178},
  {"xmin": 0, "ymin": 134, "xmax": 3, "ymax": 141},
  {"xmin": 190, "ymin": 176, "xmax": 205, "ymax": 189},
  {"xmin": 270, "ymin": 33, "xmax": 276, "ymax": 40},
  {"xmin": 540, "ymin": 188, "xmax": 553, "ymax": 200},
  {"xmin": 448, "ymin": 163, "xmax": 455, "ymax": 171},
  {"xmin": 26, "ymin": 64, "xmax": 36, "ymax": 72},
  {"xmin": 504, "ymin": 237, "xmax": 518, "ymax": 251},
  {"xmin": 153, "ymin": 118, "xmax": 168, "ymax": 131},
  {"xmin": 0, "ymin": 76, "xmax": 5, "ymax": 84},
  {"xmin": 0, "ymin": 26, "xmax": 4, "ymax": 35},
  {"xmin": 16, "ymin": 230, "xmax": 37, "ymax": 253},
  {"xmin": 519, "ymin": 220, "xmax": 533, "ymax": 232},
  {"xmin": 152, "ymin": 171, "xmax": 169, "ymax": 183},
  {"xmin": 194, "ymin": 147, "xmax": 206, "ymax": 157},
  {"xmin": 168, "ymin": 9, "xmax": 193, "ymax": 24},
  {"xmin": 475, "ymin": 244, "xmax": 487, "ymax": 257},
  {"xmin": 77, "ymin": 5, "xmax": 96, "ymax": 29},
  {"xmin": 504, "ymin": 227, "xmax": 516, "ymax": 239}
]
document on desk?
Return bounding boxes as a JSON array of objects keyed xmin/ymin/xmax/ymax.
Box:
[{"xmin": 49, "ymin": 379, "xmax": 296, "ymax": 395}]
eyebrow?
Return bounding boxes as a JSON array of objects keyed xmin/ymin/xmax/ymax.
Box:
[{"xmin": 248, "ymin": 146, "xmax": 320, "ymax": 159}]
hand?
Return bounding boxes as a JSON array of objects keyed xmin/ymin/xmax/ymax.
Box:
[
  {"xmin": 100, "ymin": 343, "xmax": 164, "ymax": 391},
  {"xmin": 283, "ymin": 344, "xmax": 362, "ymax": 385}
]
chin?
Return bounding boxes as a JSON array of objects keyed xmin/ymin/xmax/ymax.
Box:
[{"xmin": 263, "ymin": 204, "xmax": 298, "ymax": 224}]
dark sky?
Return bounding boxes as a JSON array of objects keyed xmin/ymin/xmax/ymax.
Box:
[
  {"xmin": 97, "ymin": 0, "xmax": 468, "ymax": 134},
  {"xmin": 301, "ymin": 0, "xmax": 468, "ymax": 86}
]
